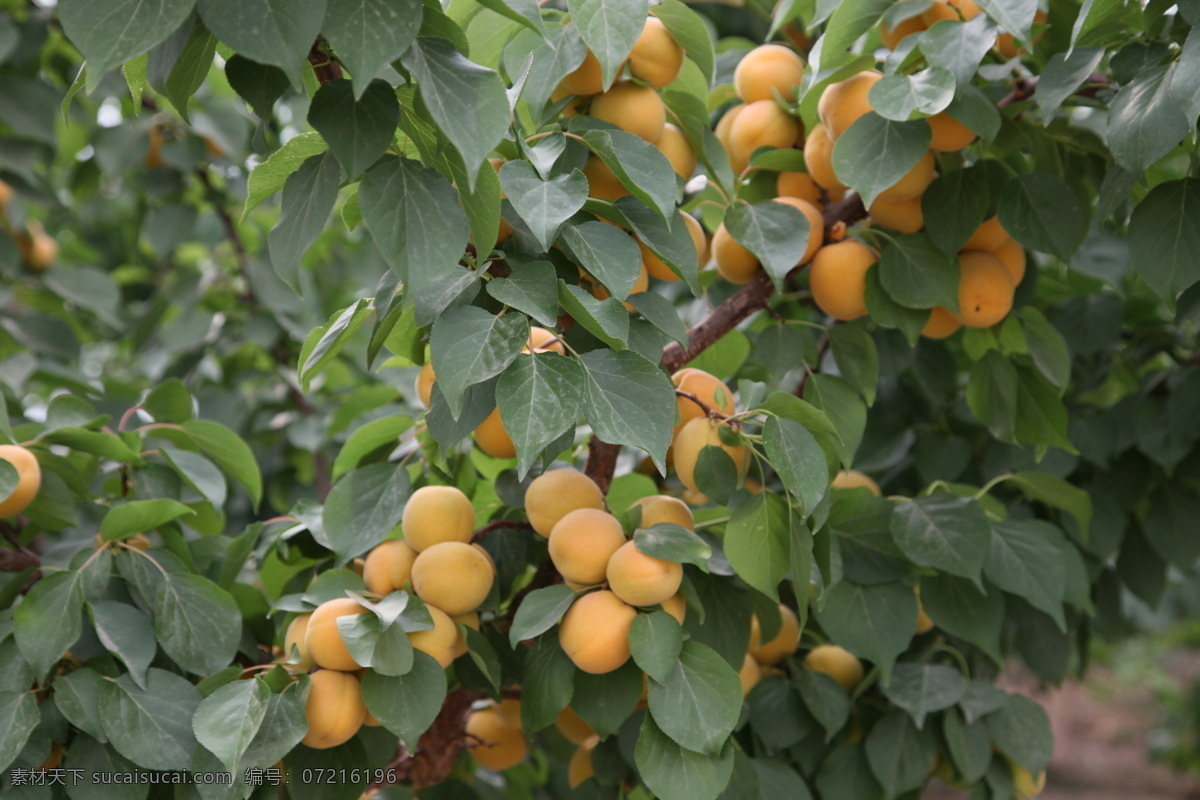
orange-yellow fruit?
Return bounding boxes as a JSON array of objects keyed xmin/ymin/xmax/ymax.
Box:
[
  {"xmin": 712, "ymin": 224, "xmax": 760, "ymax": 284},
  {"xmin": 808, "ymin": 239, "xmax": 877, "ymax": 321},
  {"xmin": 880, "ymin": 14, "xmax": 928, "ymax": 48},
  {"xmin": 774, "ymin": 196, "xmax": 825, "ymax": 266},
  {"xmin": 558, "ymin": 590, "xmax": 637, "ymax": 674},
  {"xmin": 560, "ymin": 50, "xmax": 605, "ymax": 96},
  {"xmin": 804, "ymin": 644, "xmax": 864, "ymax": 691},
  {"xmin": 629, "ymin": 17, "xmax": 685, "ymax": 88},
  {"xmin": 956, "ymin": 251, "xmax": 1015, "ymax": 328},
  {"xmin": 1012, "ymin": 763, "xmax": 1047, "ymax": 798},
  {"xmin": 606, "ymin": 540, "xmax": 683, "ymax": 607},
  {"xmin": 590, "ymin": 82, "xmax": 666, "ymax": 143},
  {"xmin": 818, "ymin": 71, "xmax": 883, "ymax": 140},
  {"xmin": 415, "ymin": 362, "xmax": 435, "ymax": 409},
  {"xmin": 631, "ymin": 494, "xmax": 695, "ymax": 531},
  {"xmin": 409, "ymin": 605, "xmax": 459, "ymax": 667},
  {"xmin": 583, "ymin": 156, "xmax": 629, "ymax": 201},
  {"xmin": 402, "ymin": 485, "xmax": 475, "ymax": 551},
  {"xmin": 642, "ymin": 213, "xmax": 705, "ymax": 281},
  {"xmin": 928, "ymin": 112, "xmax": 977, "ymax": 152},
  {"xmin": 19, "ymin": 224, "xmax": 57, "ymax": 272},
  {"xmin": 568, "ymin": 736, "xmax": 600, "ymax": 788},
  {"xmin": 685, "ymin": 212, "xmax": 710, "ymax": 267},
  {"xmin": 526, "ymin": 327, "xmax": 566, "ymax": 354},
  {"xmin": 991, "ymin": 237, "xmax": 1027, "ymax": 284},
  {"xmin": 0, "ymin": 445, "xmax": 42, "ymax": 518},
  {"xmin": 524, "ymin": 468, "xmax": 606, "ymax": 537},
  {"xmin": 0, "ymin": 179, "xmax": 12, "ymax": 206},
  {"xmin": 672, "ymin": 417, "xmax": 750, "ymax": 493},
  {"xmin": 921, "ymin": 306, "xmax": 962, "ymax": 339},
  {"xmin": 831, "ymin": 469, "xmax": 880, "ymax": 494},
  {"xmin": 715, "ymin": 103, "xmax": 746, "ymax": 151},
  {"xmin": 475, "ymin": 408, "xmax": 517, "ymax": 459},
  {"xmin": 733, "ymin": 44, "xmax": 805, "ymax": 103},
  {"xmin": 451, "ymin": 611, "xmax": 481, "ymax": 660},
  {"xmin": 548, "ymin": 508, "xmax": 627, "ymax": 586},
  {"xmin": 727, "ymin": 99, "xmax": 801, "ymax": 166},
  {"xmin": 672, "ymin": 368, "xmax": 736, "ymax": 434},
  {"xmin": 284, "ymin": 614, "xmax": 315, "ymax": 670},
  {"xmin": 586, "ymin": 260, "xmax": 649, "ymax": 309},
  {"xmin": 466, "ymin": 706, "xmax": 528, "ymax": 771},
  {"xmin": 488, "ymin": 158, "xmax": 515, "ymax": 242},
  {"xmin": 739, "ymin": 652, "xmax": 763, "ymax": 696},
  {"xmin": 876, "ymin": 151, "xmax": 937, "ymax": 201},
  {"xmin": 556, "ymin": 706, "xmax": 595, "ymax": 745},
  {"xmin": 777, "ymin": 171, "xmax": 824, "ymax": 207},
  {"xmin": 963, "ymin": 216, "xmax": 1009, "ymax": 251},
  {"xmin": 363, "ymin": 539, "xmax": 418, "ymax": 596},
  {"xmin": 656, "ymin": 123, "xmax": 697, "ymax": 179},
  {"xmin": 302, "ymin": 670, "xmax": 367, "ymax": 749},
  {"xmin": 306, "ymin": 598, "xmax": 369, "ymax": 671},
  {"xmin": 868, "ymin": 195, "xmax": 924, "ymax": 233},
  {"xmin": 915, "ymin": 588, "xmax": 934, "ymax": 634},
  {"xmin": 661, "ymin": 593, "xmax": 688, "ymax": 624},
  {"xmin": 996, "ymin": 10, "xmax": 1048, "ymax": 58},
  {"xmin": 749, "ymin": 605, "xmax": 802, "ymax": 665},
  {"xmin": 411, "ymin": 541, "xmax": 495, "ymax": 615},
  {"xmin": 550, "ymin": 85, "xmax": 588, "ymax": 117},
  {"xmin": 922, "ymin": 0, "xmax": 982, "ymax": 25},
  {"xmin": 803, "ymin": 124, "xmax": 847, "ymax": 191}
]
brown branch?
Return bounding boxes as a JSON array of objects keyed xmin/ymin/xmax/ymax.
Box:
[
  {"xmin": 584, "ymin": 436, "xmax": 621, "ymax": 494},
  {"xmin": 378, "ymin": 686, "xmax": 482, "ymax": 788},
  {"xmin": 997, "ymin": 72, "xmax": 1110, "ymax": 108},
  {"xmin": 0, "ymin": 549, "xmax": 38, "ymax": 571},
  {"xmin": 794, "ymin": 331, "xmax": 831, "ymax": 398},
  {"xmin": 196, "ymin": 169, "xmax": 256, "ymax": 311},
  {"xmin": 471, "ymin": 519, "xmax": 535, "ymax": 542},
  {"xmin": 675, "ymin": 388, "xmax": 736, "ymax": 422},
  {"xmin": 307, "ymin": 37, "xmax": 344, "ymax": 84}
]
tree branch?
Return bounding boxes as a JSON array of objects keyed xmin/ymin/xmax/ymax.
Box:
[
  {"xmin": 307, "ymin": 37, "xmax": 344, "ymax": 84},
  {"xmin": 377, "ymin": 686, "xmax": 481, "ymax": 789},
  {"xmin": 794, "ymin": 331, "xmax": 831, "ymax": 398}
]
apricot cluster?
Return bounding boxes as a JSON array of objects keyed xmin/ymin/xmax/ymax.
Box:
[
  {"xmin": 738, "ymin": 604, "xmax": 803, "ymax": 696},
  {"xmin": 879, "ymin": 2, "xmax": 1048, "ymax": 60},
  {"xmin": 465, "ymin": 698, "xmax": 528, "ymax": 771},
  {"xmin": 668, "ymin": 369, "xmax": 749, "ymax": 494}
]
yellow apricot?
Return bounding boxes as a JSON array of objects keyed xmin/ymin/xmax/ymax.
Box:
[
  {"xmin": 495, "ymin": 697, "xmax": 522, "ymax": 726},
  {"xmin": 777, "ymin": 171, "xmax": 824, "ymax": 207},
  {"xmin": 402, "ymin": 485, "xmax": 475, "ymax": 552},
  {"xmin": 629, "ymin": 17, "xmax": 684, "ymax": 88},
  {"xmin": 560, "ymin": 50, "xmax": 605, "ymax": 96},
  {"xmin": 568, "ymin": 736, "xmax": 599, "ymax": 788},
  {"xmin": 550, "ymin": 85, "xmax": 588, "ymax": 117},
  {"xmin": 672, "ymin": 417, "xmax": 749, "ymax": 494},
  {"xmin": 922, "ymin": 0, "xmax": 982, "ymax": 25},
  {"xmin": 803, "ymin": 124, "xmax": 847, "ymax": 191},
  {"xmin": 606, "ymin": 540, "xmax": 683, "ymax": 607},
  {"xmin": 559, "ymin": 590, "xmax": 637, "ymax": 674},
  {"xmin": 414, "ymin": 362, "xmax": 435, "ymax": 409},
  {"xmin": 526, "ymin": 326, "xmax": 566, "ymax": 354},
  {"xmin": 991, "ymin": 237, "xmax": 1027, "ymax": 284},
  {"xmin": 306, "ymin": 598, "xmax": 369, "ymax": 671},
  {"xmin": 964, "ymin": 215, "xmax": 1009, "ymax": 251},
  {"xmin": 302, "ymin": 670, "xmax": 367, "ymax": 749},
  {"xmin": 672, "ymin": 368, "xmax": 736, "ymax": 434},
  {"xmin": 880, "ymin": 14, "xmax": 928, "ymax": 48},
  {"xmin": 713, "ymin": 224, "xmax": 760, "ymax": 284},
  {"xmin": 915, "ymin": 588, "xmax": 934, "ymax": 635},
  {"xmin": 684, "ymin": 212, "xmax": 710, "ymax": 267},
  {"xmin": 804, "ymin": 644, "xmax": 864, "ymax": 691},
  {"xmin": 739, "ymin": 652, "xmax": 763, "ymax": 696},
  {"xmin": 774, "ymin": 196, "xmax": 826, "ymax": 266},
  {"xmin": 409, "ymin": 605, "xmax": 458, "ymax": 667},
  {"xmin": 549, "ymin": 508, "xmax": 627, "ymax": 586},
  {"xmin": 818, "ymin": 70, "xmax": 883, "ymax": 140},
  {"xmin": 474, "ymin": 408, "xmax": 517, "ymax": 459},
  {"xmin": 928, "ymin": 112, "xmax": 977, "ymax": 152},
  {"xmin": 556, "ymin": 706, "xmax": 595, "ymax": 745},
  {"xmin": 0, "ymin": 445, "xmax": 42, "ymax": 518},
  {"xmin": 20, "ymin": 223, "xmax": 57, "ymax": 272},
  {"xmin": 0, "ymin": 179, "xmax": 12, "ymax": 206},
  {"xmin": 727, "ymin": 99, "xmax": 800, "ymax": 167},
  {"xmin": 631, "ymin": 494, "xmax": 695, "ymax": 531},
  {"xmin": 466, "ymin": 706, "xmax": 528, "ymax": 771},
  {"xmin": 587, "ymin": 260, "xmax": 649, "ymax": 310},
  {"xmin": 734, "ymin": 44, "xmax": 805, "ymax": 103},
  {"xmin": 660, "ymin": 593, "xmax": 688, "ymax": 625},
  {"xmin": 868, "ymin": 195, "xmax": 924, "ymax": 233},
  {"xmin": 411, "ymin": 542, "xmax": 495, "ymax": 615},
  {"xmin": 808, "ymin": 239, "xmax": 877, "ymax": 321},
  {"xmin": 363, "ymin": 539, "xmax": 418, "ymax": 596},
  {"xmin": 656, "ymin": 123, "xmax": 696, "ymax": 179},
  {"xmin": 714, "ymin": 103, "xmax": 745, "ymax": 150},
  {"xmin": 957, "ymin": 251, "xmax": 1015, "ymax": 328},
  {"xmin": 831, "ymin": 469, "xmax": 880, "ymax": 494},
  {"xmin": 921, "ymin": 306, "xmax": 962, "ymax": 339},
  {"xmin": 749, "ymin": 605, "xmax": 801, "ymax": 665},
  {"xmin": 590, "ymin": 82, "xmax": 666, "ymax": 143},
  {"xmin": 1012, "ymin": 763, "xmax": 1047, "ymax": 798},
  {"xmin": 996, "ymin": 10, "xmax": 1047, "ymax": 58},
  {"xmin": 876, "ymin": 150, "xmax": 937, "ymax": 202},
  {"xmin": 524, "ymin": 468, "xmax": 606, "ymax": 537},
  {"xmin": 284, "ymin": 614, "xmax": 315, "ymax": 670},
  {"xmin": 583, "ymin": 156, "xmax": 629, "ymax": 201}
]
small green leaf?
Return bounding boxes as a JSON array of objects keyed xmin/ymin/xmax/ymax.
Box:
[
  {"xmin": 648, "ymin": 641, "xmax": 742, "ymax": 755},
  {"xmin": 831, "ymin": 114, "xmax": 931, "ymax": 207},
  {"xmin": 630, "ymin": 611, "xmax": 684, "ymax": 683},
  {"xmin": 997, "ymin": 172, "xmax": 1087, "ymax": 260},
  {"xmin": 430, "ymin": 305, "xmax": 529, "ymax": 418},
  {"xmin": 307, "ymin": 79, "xmax": 400, "ymax": 178},
  {"xmin": 567, "ymin": 0, "xmax": 648, "ymax": 88},
  {"xmin": 244, "ymin": 132, "xmax": 328, "ymax": 215},
  {"xmin": 99, "ymin": 669, "xmax": 202, "ymax": 771},
  {"xmin": 635, "ymin": 522, "xmax": 712, "ymax": 570},
  {"xmin": 14, "ymin": 571, "xmax": 84, "ymax": 676},
  {"xmin": 497, "ymin": 353, "xmax": 585, "ymax": 479},
  {"xmin": 509, "ymin": 584, "xmax": 577, "ymax": 646},
  {"xmin": 724, "ymin": 492, "xmax": 792, "ymax": 601},
  {"xmin": 882, "ymin": 663, "xmax": 967, "ymax": 728},
  {"xmin": 877, "ymin": 232, "xmax": 959, "ymax": 311},
  {"xmin": 725, "ymin": 200, "xmax": 810, "ymax": 286},
  {"xmin": 101, "ymin": 499, "xmax": 195, "ymax": 541},
  {"xmin": 635, "ymin": 713, "xmax": 735, "ymax": 800},
  {"xmin": 0, "ymin": 691, "xmax": 40, "ymax": 773},
  {"xmin": 153, "ymin": 572, "xmax": 242, "ymax": 676},
  {"xmin": 580, "ymin": 349, "xmax": 675, "ymax": 472},
  {"xmin": 560, "ymin": 219, "xmax": 644, "ymax": 302},
  {"xmin": 987, "ymin": 693, "xmax": 1053, "ymax": 775},
  {"xmin": 867, "ymin": 67, "xmax": 955, "ymax": 120},
  {"xmin": 196, "ymin": 0, "xmax": 324, "ymax": 88},
  {"xmin": 828, "ymin": 324, "xmax": 879, "ymax": 405},
  {"xmin": 192, "ymin": 677, "xmax": 270, "ymax": 774},
  {"xmin": 890, "ymin": 494, "xmax": 992, "ymax": 584},
  {"xmin": 322, "ymin": 463, "xmax": 412, "ymax": 563},
  {"xmin": 500, "ymin": 162, "xmax": 589, "ymax": 251},
  {"xmin": 88, "ymin": 600, "xmax": 156, "ymax": 688},
  {"xmin": 865, "ymin": 709, "xmax": 939, "ymax": 796},
  {"xmin": 322, "ymin": 0, "xmax": 423, "ymax": 97},
  {"xmin": 361, "ymin": 652, "xmax": 448, "ymax": 747},
  {"xmin": 486, "ymin": 261, "xmax": 560, "ymax": 326},
  {"xmin": 557, "ymin": 282, "xmax": 630, "ymax": 349},
  {"xmin": 1128, "ymin": 178, "xmax": 1200, "ymax": 301},
  {"xmin": 814, "ymin": 581, "xmax": 916, "ymax": 682}
]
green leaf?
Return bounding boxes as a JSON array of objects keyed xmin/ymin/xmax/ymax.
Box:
[
  {"xmin": 225, "ymin": 54, "xmax": 290, "ymax": 119},
  {"xmin": 338, "ymin": 611, "xmax": 414, "ymax": 676},
  {"xmin": 332, "ymin": 416, "xmax": 413, "ymax": 481},
  {"xmin": 0, "ymin": 461, "xmax": 17, "ymax": 506},
  {"xmin": 919, "ymin": 15, "xmax": 997, "ymax": 86},
  {"xmin": 967, "ymin": 350, "xmax": 1018, "ymax": 441},
  {"xmin": 635, "ymin": 522, "xmax": 713, "ymax": 570},
  {"xmin": 814, "ymin": 581, "xmax": 916, "ymax": 682},
  {"xmin": 636, "ymin": 714, "xmax": 735, "ymax": 800},
  {"xmin": 430, "ymin": 305, "xmax": 528, "ymax": 418},
  {"xmin": 919, "ymin": 572, "xmax": 1004, "ymax": 665},
  {"xmin": 520, "ymin": 640, "xmax": 575, "ymax": 733},
  {"xmin": 60, "ymin": 0, "xmax": 195, "ymax": 92},
  {"xmin": 579, "ymin": 349, "xmax": 675, "ymax": 472},
  {"xmin": 864, "ymin": 709, "xmax": 939, "ymax": 796},
  {"xmin": 99, "ymin": 669, "xmax": 201, "ymax": 771},
  {"xmin": 567, "ymin": 0, "xmax": 648, "ymax": 88},
  {"xmin": 804, "ymin": 375, "xmax": 867, "ymax": 466},
  {"xmin": 831, "ymin": 114, "xmax": 931, "ymax": 207},
  {"xmin": 628, "ymin": 292, "xmax": 689, "ymax": 346},
  {"xmin": 1017, "ymin": 307, "xmax": 1070, "ymax": 389},
  {"xmin": 1004, "ymin": 472, "xmax": 1092, "ymax": 540},
  {"xmin": 648, "ymin": 640, "xmax": 742, "ymax": 755},
  {"xmin": 630, "ymin": 611, "xmax": 684, "ymax": 683},
  {"xmin": 307, "ymin": 79, "xmax": 400, "ymax": 178},
  {"xmin": 1036, "ymin": 46, "xmax": 1105, "ymax": 124},
  {"xmin": 193, "ymin": 678, "xmax": 270, "ymax": 773},
  {"xmin": 1107, "ymin": 63, "xmax": 1190, "ymax": 174},
  {"xmin": 300, "ymin": 299, "xmax": 373, "ymax": 390},
  {"xmin": 1013, "ymin": 364, "xmax": 1074, "ymax": 450},
  {"xmin": 500, "ymin": 162, "xmax": 588, "ymax": 251},
  {"xmin": 142, "ymin": 379, "xmax": 194, "ymax": 423},
  {"xmin": 822, "ymin": 0, "xmax": 891, "ymax": 54},
  {"xmin": 890, "ymin": 494, "xmax": 992, "ymax": 583},
  {"xmin": 509, "ymin": 584, "xmax": 577, "ymax": 646},
  {"xmin": 943, "ymin": 706, "xmax": 992, "ymax": 783},
  {"xmin": 882, "ymin": 663, "xmax": 967, "ymax": 728},
  {"xmin": 573, "ymin": 120, "xmax": 677, "ymax": 220},
  {"xmin": 572, "ymin": 660, "xmax": 644, "ymax": 739},
  {"xmin": 88, "ymin": 600, "xmax": 156, "ymax": 689},
  {"xmin": 557, "ymin": 282, "xmax": 630, "ymax": 349},
  {"xmin": 1172, "ymin": 27, "xmax": 1200, "ymax": 128},
  {"xmin": 323, "ymin": 463, "xmax": 411, "ymax": 562},
  {"xmin": 725, "ymin": 492, "xmax": 792, "ymax": 601},
  {"xmin": 867, "ymin": 67, "xmax": 955, "ymax": 120},
  {"xmin": 361, "ymin": 651, "xmax": 448, "ymax": 747},
  {"xmin": 616, "ymin": 201, "xmax": 702, "ymax": 294},
  {"xmin": 877, "ymin": 232, "xmax": 959, "ymax": 311},
  {"xmin": 179, "ymin": 419, "xmax": 264, "ymax": 507},
  {"xmin": 486, "ymin": 261, "xmax": 560, "ymax": 326},
  {"xmin": 758, "ymin": 392, "xmax": 840, "ymax": 439},
  {"xmin": 922, "ymin": 167, "xmax": 991, "ymax": 255},
  {"xmin": 814, "ymin": 742, "xmax": 885, "ymax": 800},
  {"xmin": 1143, "ymin": 483, "xmax": 1200, "ymax": 570},
  {"xmin": 984, "ymin": 519, "xmax": 1066, "ymax": 629},
  {"xmin": 153, "ymin": 572, "xmax": 242, "ymax": 675},
  {"xmin": 793, "ymin": 669, "xmax": 850, "ymax": 740},
  {"xmin": 268, "ymin": 152, "xmax": 343, "ymax": 290},
  {"xmin": 322, "ymin": 0, "xmax": 423, "ymax": 97},
  {"xmin": 0, "ymin": 691, "xmax": 40, "ymax": 773},
  {"xmin": 1128, "ymin": 178, "xmax": 1200, "ymax": 301},
  {"xmin": 497, "ymin": 353, "xmax": 585, "ymax": 479},
  {"xmin": 987, "ymin": 693, "xmax": 1052, "ymax": 775},
  {"xmin": 944, "ymin": 84, "xmax": 1001, "ymax": 139},
  {"xmin": 828, "ymin": 324, "xmax": 878, "ymax": 405},
  {"xmin": 241, "ymin": 691, "xmax": 308, "ymax": 773},
  {"xmin": 401, "ymin": 37, "xmax": 509, "ymax": 185},
  {"xmin": 40, "ymin": 428, "xmax": 142, "ymax": 463},
  {"xmin": 196, "ymin": 0, "xmax": 325, "ymax": 88},
  {"xmin": 652, "ymin": 0, "xmax": 715, "ymax": 84},
  {"xmin": 101, "ymin": 499, "xmax": 194, "ymax": 542},
  {"xmin": 14, "ymin": 571, "xmax": 84, "ymax": 676},
  {"xmin": 725, "ymin": 200, "xmax": 809, "ymax": 286},
  {"xmin": 54, "ymin": 668, "xmax": 109, "ymax": 741},
  {"xmin": 478, "ymin": 0, "xmax": 543, "ymax": 35},
  {"xmin": 997, "ymin": 173, "xmax": 1087, "ymax": 259},
  {"xmin": 147, "ymin": 16, "xmax": 217, "ymax": 121},
  {"xmin": 561, "ymin": 219, "xmax": 644, "ymax": 301},
  {"xmin": 245, "ymin": 132, "xmax": 329, "ymax": 215}
]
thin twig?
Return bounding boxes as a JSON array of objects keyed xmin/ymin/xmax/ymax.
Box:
[{"xmin": 794, "ymin": 332, "xmax": 831, "ymax": 398}]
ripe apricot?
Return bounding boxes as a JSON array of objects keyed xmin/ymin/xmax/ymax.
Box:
[
  {"xmin": 672, "ymin": 368, "xmax": 736, "ymax": 434},
  {"xmin": 284, "ymin": 614, "xmax": 315, "ymax": 670},
  {"xmin": 302, "ymin": 670, "xmax": 367, "ymax": 749},
  {"xmin": 606, "ymin": 540, "xmax": 683, "ymax": 607},
  {"xmin": 818, "ymin": 71, "xmax": 883, "ymax": 140},
  {"xmin": 568, "ymin": 736, "xmax": 600, "ymax": 788},
  {"xmin": 656, "ymin": 123, "xmax": 697, "ymax": 179},
  {"xmin": 0, "ymin": 445, "xmax": 41, "ymax": 518},
  {"xmin": 549, "ymin": 508, "xmax": 627, "ymax": 586},
  {"xmin": 868, "ymin": 195, "xmax": 924, "ymax": 233},
  {"xmin": 922, "ymin": 0, "xmax": 982, "ymax": 25},
  {"xmin": 921, "ymin": 306, "xmax": 962, "ymax": 339},
  {"xmin": 409, "ymin": 605, "xmax": 458, "ymax": 667},
  {"xmin": 466, "ymin": 705, "xmax": 528, "ymax": 771},
  {"xmin": 928, "ymin": 112, "xmax": 976, "ymax": 152},
  {"xmin": 559, "ymin": 590, "xmax": 637, "ymax": 674},
  {"xmin": 749, "ymin": 605, "xmax": 801, "ymax": 665},
  {"xmin": 661, "ymin": 593, "xmax": 687, "ymax": 624},
  {"xmin": 727, "ymin": 99, "xmax": 800, "ymax": 167},
  {"xmin": 963, "ymin": 215, "xmax": 1009, "ymax": 251},
  {"xmin": 876, "ymin": 150, "xmax": 937, "ymax": 201},
  {"xmin": 641, "ymin": 213, "xmax": 706, "ymax": 281},
  {"xmin": 733, "ymin": 44, "xmax": 805, "ymax": 103},
  {"xmin": 524, "ymin": 468, "xmax": 606, "ymax": 537},
  {"xmin": 451, "ymin": 611, "xmax": 481, "ymax": 660},
  {"xmin": 0, "ymin": 179, "xmax": 12, "ymax": 206},
  {"xmin": 1012, "ymin": 763, "xmax": 1047, "ymax": 799},
  {"xmin": 556, "ymin": 706, "xmax": 595, "ymax": 745},
  {"xmin": 631, "ymin": 494, "xmax": 695, "ymax": 530},
  {"xmin": 804, "ymin": 644, "xmax": 864, "ymax": 691},
  {"xmin": 629, "ymin": 17, "xmax": 684, "ymax": 88},
  {"xmin": 739, "ymin": 652, "xmax": 763, "ymax": 696},
  {"xmin": 672, "ymin": 417, "xmax": 749, "ymax": 493},
  {"xmin": 402, "ymin": 485, "xmax": 475, "ymax": 552},
  {"xmin": 19, "ymin": 223, "xmax": 57, "ymax": 272},
  {"xmin": 880, "ymin": 15, "xmax": 928, "ymax": 48},
  {"xmin": 957, "ymin": 251, "xmax": 1015, "ymax": 328},
  {"xmin": 363, "ymin": 539, "xmax": 418, "ymax": 596},
  {"xmin": 586, "ymin": 260, "xmax": 649, "ymax": 310},
  {"xmin": 590, "ymin": 82, "xmax": 666, "ymax": 143},
  {"xmin": 713, "ymin": 224, "xmax": 760, "ymax": 284},
  {"xmin": 474, "ymin": 408, "xmax": 516, "ymax": 459},
  {"xmin": 583, "ymin": 156, "xmax": 629, "ymax": 201},
  {"xmin": 550, "ymin": 85, "xmax": 588, "ymax": 117},
  {"xmin": 414, "ymin": 362, "xmax": 435, "ymax": 409},
  {"xmin": 808, "ymin": 239, "xmax": 877, "ymax": 321},
  {"xmin": 803, "ymin": 124, "xmax": 847, "ymax": 191},
  {"xmin": 411, "ymin": 541, "xmax": 494, "ymax": 615},
  {"xmin": 996, "ymin": 10, "xmax": 1047, "ymax": 59},
  {"xmin": 831, "ymin": 470, "xmax": 880, "ymax": 494},
  {"xmin": 306, "ymin": 598, "xmax": 369, "ymax": 671},
  {"xmin": 714, "ymin": 103, "xmax": 745, "ymax": 151},
  {"xmin": 559, "ymin": 50, "xmax": 605, "ymax": 96},
  {"xmin": 777, "ymin": 171, "xmax": 823, "ymax": 207},
  {"xmin": 774, "ymin": 196, "xmax": 825, "ymax": 266},
  {"xmin": 991, "ymin": 237, "xmax": 1027, "ymax": 284}
]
